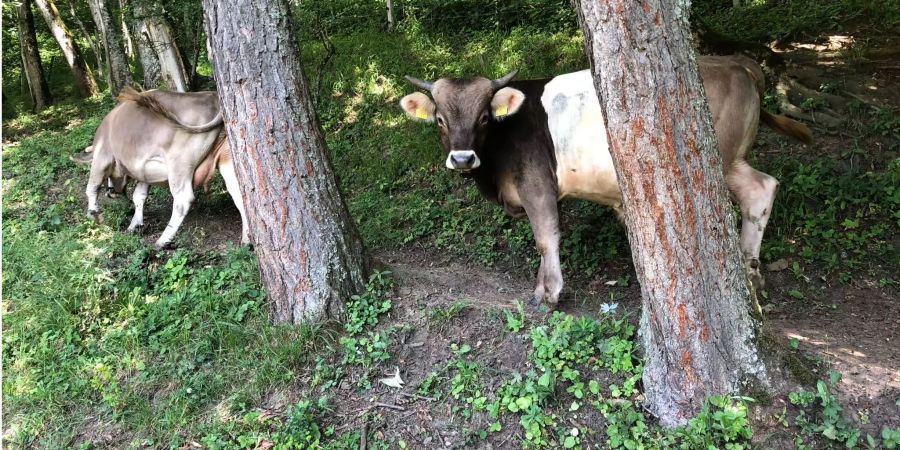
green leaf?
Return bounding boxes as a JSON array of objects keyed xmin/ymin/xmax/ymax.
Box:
[
  {"xmin": 564, "ymin": 436, "xmax": 577, "ymax": 448},
  {"xmin": 515, "ymin": 396, "xmax": 532, "ymax": 410}
]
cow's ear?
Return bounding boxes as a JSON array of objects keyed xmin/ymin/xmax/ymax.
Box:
[
  {"xmin": 400, "ymin": 92, "xmax": 435, "ymax": 122},
  {"xmin": 491, "ymin": 87, "xmax": 526, "ymax": 120}
]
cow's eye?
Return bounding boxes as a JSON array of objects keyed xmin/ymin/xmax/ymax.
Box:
[
  {"xmin": 436, "ymin": 116, "xmax": 446, "ymax": 128},
  {"xmin": 479, "ymin": 112, "xmax": 489, "ymax": 126}
]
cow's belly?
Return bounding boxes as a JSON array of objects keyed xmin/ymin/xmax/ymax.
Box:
[
  {"xmin": 541, "ymin": 71, "xmax": 622, "ymax": 207},
  {"xmin": 120, "ymin": 155, "xmax": 169, "ymax": 184}
]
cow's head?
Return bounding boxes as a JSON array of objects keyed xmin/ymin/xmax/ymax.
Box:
[{"xmin": 399, "ymin": 71, "xmax": 525, "ymax": 172}]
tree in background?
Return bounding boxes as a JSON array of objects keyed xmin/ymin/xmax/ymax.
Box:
[
  {"xmin": 127, "ymin": 0, "xmax": 189, "ymax": 91},
  {"xmin": 202, "ymin": 0, "xmax": 370, "ymax": 323},
  {"xmin": 87, "ymin": 0, "xmax": 132, "ymax": 94},
  {"xmin": 574, "ymin": 0, "xmax": 771, "ymax": 426},
  {"xmin": 33, "ymin": 0, "xmax": 99, "ymax": 97},
  {"xmin": 16, "ymin": 0, "xmax": 52, "ymax": 111}
]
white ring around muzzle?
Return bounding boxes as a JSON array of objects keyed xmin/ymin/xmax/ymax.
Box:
[{"xmin": 446, "ymin": 150, "xmax": 481, "ymax": 171}]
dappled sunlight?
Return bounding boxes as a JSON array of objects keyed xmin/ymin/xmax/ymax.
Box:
[{"xmin": 781, "ymin": 327, "xmax": 900, "ymax": 398}]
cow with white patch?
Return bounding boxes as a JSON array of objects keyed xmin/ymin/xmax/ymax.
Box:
[
  {"xmin": 82, "ymin": 87, "xmax": 248, "ymax": 250},
  {"xmin": 400, "ymin": 55, "xmax": 812, "ymax": 307}
]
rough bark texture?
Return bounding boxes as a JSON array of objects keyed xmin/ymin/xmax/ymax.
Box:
[
  {"xmin": 66, "ymin": 0, "xmax": 105, "ymax": 80},
  {"xmin": 17, "ymin": 0, "xmax": 52, "ymax": 111},
  {"xmin": 202, "ymin": 0, "xmax": 370, "ymax": 324},
  {"xmin": 132, "ymin": 2, "xmax": 188, "ymax": 91},
  {"xmin": 34, "ymin": 0, "xmax": 99, "ymax": 97},
  {"xmin": 574, "ymin": 0, "xmax": 769, "ymax": 426},
  {"xmin": 88, "ymin": 0, "xmax": 133, "ymax": 94}
]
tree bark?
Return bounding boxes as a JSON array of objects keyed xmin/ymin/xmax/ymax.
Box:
[
  {"xmin": 66, "ymin": 0, "xmax": 105, "ymax": 81},
  {"xmin": 202, "ymin": 0, "xmax": 370, "ymax": 324},
  {"xmin": 87, "ymin": 0, "xmax": 133, "ymax": 94},
  {"xmin": 574, "ymin": 0, "xmax": 770, "ymax": 427},
  {"xmin": 34, "ymin": 0, "xmax": 99, "ymax": 97},
  {"xmin": 17, "ymin": 0, "xmax": 53, "ymax": 111},
  {"xmin": 124, "ymin": 0, "xmax": 161, "ymax": 88},
  {"xmin": 131, "ymin": 1, "xmax": 188, "ymax": 91}
]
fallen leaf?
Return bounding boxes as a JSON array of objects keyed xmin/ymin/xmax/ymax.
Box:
[
  {"xmin": 379, "ymin": 367, "xmax": 404, "ymax": 389},
  {"xmin": 604, "ymin": 280, "xmax": 617, "ymax": 286}
]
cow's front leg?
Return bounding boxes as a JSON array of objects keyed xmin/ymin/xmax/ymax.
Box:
[
  {"xmin": 127, "ymin": 182, "xmax": 150, "ymax": 232},
  {"xmin": 727, "ymin": 161, "xmax": 779, "ymax": 292},
  {"xmin": 218, "ymin": 158, "xmax": 250, "ymax": 246},
  {"xmin": 521, "ymin": 192, "xmax": 563, "ymax": 308},
  {"xmin": 155, "ymin": 182, "xmax": 194, "ymax": 250}
]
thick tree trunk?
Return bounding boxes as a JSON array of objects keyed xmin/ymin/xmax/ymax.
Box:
[
  {"xmin": 34, "ymin": 0, "xmax": 99, "ymax": 97},
  {"xmin": 87, "ymin": 0, "xmax": 133, "ymax": 94},
  {"xmin": 132, "ymin": 2, "xmax": 188, "ymax": 91},
  {"xmin": 202, "ymin": 0, "xmax": 370, "ymax": 323},
  {"xmin": 17, "ymin": 0, "xmax": 52, "ymax": 111},
  {"xmin": 125, "ymin": 1, "xmax": 161, "ymax": 88},
  {"xmin": 574, "ymin": 0, "xmax": 770, "ymax": 426}
]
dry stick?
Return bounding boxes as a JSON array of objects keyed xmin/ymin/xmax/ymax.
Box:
[
  {"xmin": 375, "ymin": 402, "xmax": 406, "ymax": 411},
  {"xmin": 400, "ymin": 392, "xmax": 435, "ymax": 402},
  {"xmin": 360, "ymin": 419, "xmax": 368, "ymax": 450}
]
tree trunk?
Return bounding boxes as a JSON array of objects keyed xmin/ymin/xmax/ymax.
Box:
[
  {"xmin": 386, "ymin": 0, "xmax": 394, "ymax": 30},
  {"xmin": 129, "ymin": 1, "xmax": 188, "ymax": 91},
  {"xmin": 574, "ymin": 0, "xmax": 770, "ymax": 427},
  {"xmin": 202, "ymin": 0, "xmax": 370, "ymax": 324},
  {"xmin": 34, "ymin": 0, "xmax": 99, "ymax": 97},
  {"xmin": 66, "ymin": 0, "xmax": 105, "ymax": 81},
  {"xmin": 125, "ymin": 1, "xmax": 161, "ymax": 88},
  {"xmin": 17, "ymin": 0, "xmax": 53, "ymax": 111},
  {"xmin": 87, "ymin": 0, "xmax": 133, "ymax": 94}
]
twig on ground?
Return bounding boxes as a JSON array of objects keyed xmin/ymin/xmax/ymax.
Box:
[
  {"xmin": 400, "ymin": 392, "xmax": 435, "ymax": 402},
  {"xmin": 375, "ymin": 402, "xmax": 406, "ymax": 411}
]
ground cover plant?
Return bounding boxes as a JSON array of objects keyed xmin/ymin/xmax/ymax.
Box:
[{"xmin": 3, "ymin": 0, "xmax": 899, "ymax": 447}]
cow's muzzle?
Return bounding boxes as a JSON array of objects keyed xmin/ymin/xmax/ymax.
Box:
[{"xmin": 446, "ymin": 150, "xmax": 481, "ymax": 171}]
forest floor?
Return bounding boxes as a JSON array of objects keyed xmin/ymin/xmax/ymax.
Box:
[{"xmin": 3, "ymin": 2, "xmax": 899, "ymax": 448}]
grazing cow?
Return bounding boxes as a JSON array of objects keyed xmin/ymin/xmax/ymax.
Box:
[
  {"xmin": 400, "ymin": 55, "xmax": 812, "ymax": 307},
  {"xmin": 81, "ymin": 87, "xmax": 248, "ymax": 249}
]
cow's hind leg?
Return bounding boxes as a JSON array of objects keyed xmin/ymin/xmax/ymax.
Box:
[
  {"xmin": 127, "ymin": 182, "xmax": 150, "ymax": 232},
  {"xmin": 521, "ymin": 191, "xmax": 563, "ymax": 309},
  {"xmin": 218, "ymin": 159, "xmax": 250, "ymax": 246},
  {"xmin": 155, "ymin": 180, "xmax": 194, "ymax": 250},
  {"xmin": 727, "ymin": 161, "xmax": 779, "ymax": 291},
  {"xmin": 86, "ymin": 161, "xmax": 108, "ymax": 222}
]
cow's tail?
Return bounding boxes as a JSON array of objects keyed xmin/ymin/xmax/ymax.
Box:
[
  {"xmin": 118, "ymin": 86, "xmax": 223, "ymax": 133},
  {"xmin": 760, "ymin": 109, "xmax": 813, "ymax": 145},
  {"xmin": 70, "ymin": 146, "xmax": 94, "ymax": 164}
]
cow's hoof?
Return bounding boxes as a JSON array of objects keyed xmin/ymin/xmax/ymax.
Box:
[
  {"xmin": 749, "ymin": 271, "xmax": 766, "ymax": 293},
  {"xmin": 154, "ymin": 241, "xmax": 173, "ymax": 251},
  {"xmin": 126, "ymin": 225, "xmax": 144, "ymax": 234},
  {"xmin": 87, "ymin": 210, "xmax": 104, "ymax": 224}
]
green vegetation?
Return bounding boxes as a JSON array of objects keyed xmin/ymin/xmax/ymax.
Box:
[{"xmin": 3, "ymin": 0, "xmax": 899, "ymax": 447}]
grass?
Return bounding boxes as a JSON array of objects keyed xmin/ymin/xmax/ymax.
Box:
[{"xmin": 3, "ymin": 1, "xmax": 900, "ymax": 448}]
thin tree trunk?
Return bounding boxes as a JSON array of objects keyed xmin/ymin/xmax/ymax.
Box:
[
  {"xmin": 386, "ymin": 0, "xmax": 394, "ymax": 30},
  {"xmin": 17, "ymin": 0, "xmax": 53, "ymax": 111},
  {"xmin": 120, "ymin": 9, "xmax": 134, "ymax": 60},
  {"xmin": 202, "ymin": 0, "xmax": 370, "ymax": 323},
  {"xmin": 574, "ymin": 0, "xmax": 770, "ymax": 427},
  {"xmin": 87, "ymin": 0, "xmax": 133, "ymax": 94},
  {"xmin": 66, "ymin": 0, "xmax": 104, "ymax": 81},
  {"xmin": 35, "ymin": 0, "xmax": 99, "ymax": 96}
]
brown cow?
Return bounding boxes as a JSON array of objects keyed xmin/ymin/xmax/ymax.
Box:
[
  {"xmin": 400, "ymin": 55, "xmax": 812, "ymax": 307},
  {"xmin": 82, "ymin": 87, "xmax": 248, "ymax": 249}
]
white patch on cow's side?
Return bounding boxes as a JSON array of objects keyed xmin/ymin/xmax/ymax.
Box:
[
  {"xmin": 540, "ymin": 71, "xmax": 621, "ymax": 207},
  {"xmin": 446, "ymin": 150, "xmax": 481, "ymax": 171}
]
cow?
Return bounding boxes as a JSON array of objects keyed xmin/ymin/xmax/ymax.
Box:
[
  {"xmin": 399, "ymin": 55, "xmax": 812, "ymax": 308},
  {"xmin": 80, "ymin": 87, "xmax": 248, "ymax": 250}
]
